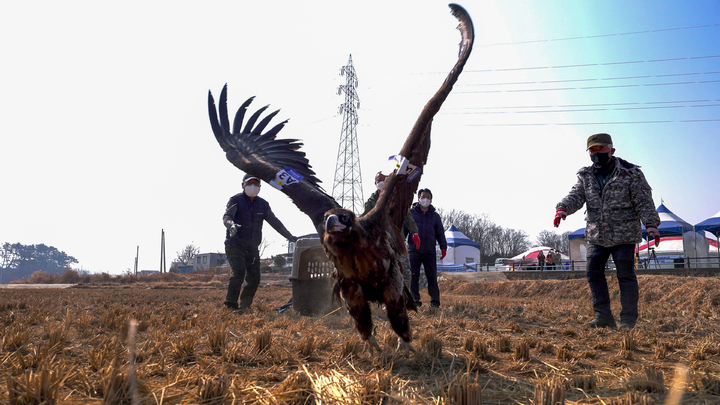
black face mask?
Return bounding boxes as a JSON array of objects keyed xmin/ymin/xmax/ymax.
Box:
[{"xmin": 591, "ymin": 152, "xmax": 611, "ymax": 166}]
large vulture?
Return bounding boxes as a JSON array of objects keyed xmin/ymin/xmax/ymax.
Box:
[{"xmin": 208, "ymin": 4, "xmax": 474, "ymax": 353}]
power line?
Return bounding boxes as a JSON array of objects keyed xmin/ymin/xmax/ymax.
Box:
[
  {"xmin": 464, "ymin": 118, "xmax": 720, "ymax": 127},
  {"xmin": 466, "ymin": 55, "xmax": 720, "ymax": 73},
  {"xmin": 455, "ymin": 78, "xmax": 720, "ymax": 94},
  {"xmin": 478, "ymin": 24, "xmax": 720, "ymax": 47},
  {"xmin": 464, "ymin": 71, "xmax": 720, "ymax": 87},
  {"xmin": 443, "ymin": 103, "xmax": 720, "ymax": 115},
  {"xmin": 449, "ymin": 99, "xmax": 720, "ymax": 110}
]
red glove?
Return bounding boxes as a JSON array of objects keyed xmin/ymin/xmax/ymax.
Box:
[
  {"xmin": 412, "ymin": 234, "xmax": 421, "ymax": 250},
  {"xmin": 647, "ymin": 226, "xmax": 660, "ymax": 247},
  {"xmin": 441, "ymin": 249, "xmax": 447, "ymax": 259},
  {"xmin": 553, "ymin": 209, "xmax": 567, "ymax": 227}
]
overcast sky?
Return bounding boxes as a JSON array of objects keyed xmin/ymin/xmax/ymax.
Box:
[{"xmin": 1, "ymin": 1, "xmax": 719, "ymax": 274}]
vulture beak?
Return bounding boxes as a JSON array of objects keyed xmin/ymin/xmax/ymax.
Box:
[{"xmin": 325, "ymin": 214, "xmax": 347, "ymax": 233}]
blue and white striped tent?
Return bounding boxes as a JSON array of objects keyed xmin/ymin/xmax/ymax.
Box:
[
  {"xmin": 695, "ymin": 210, "xmax": 720, "ymax": 237},
  {"xmin": 438, "ymin": 225, "xmax": 481, "ymax": 271},
  {"xmin": 641, "ymin": 203, "xmax": 694, "ymax": 238}
]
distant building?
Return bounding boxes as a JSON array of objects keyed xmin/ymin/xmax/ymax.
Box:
[
  {"xmin": 193, "ymin": 252, "xmax": 227, "ymax": 272},
  {"xmin": 177, "ymin": 265, "xmax": 194, "ymax": 274},
  {"xmin": 281, "ymin": 252, "xmax": 293, "ymax": 269},
  {"xmin": 139, "ymin": 270, "xmax": 159, "ymax": 276}
]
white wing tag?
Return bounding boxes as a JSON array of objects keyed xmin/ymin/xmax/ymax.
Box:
[
  {"xmin": 270, "ymin": 168, "xmax": 303, "ymax": 190},
  {"xmin": 388, "ymin": 155, "xmax": 422, "ymax": 182}
]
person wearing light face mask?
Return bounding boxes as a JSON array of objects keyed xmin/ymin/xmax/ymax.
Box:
[
  {"xmin": 408, "ymin": 188, "xmax": 447, "ymax": 309},
  {"xmin": 553, "ymin": 133, "xmax": 660, "ymax": 330},
  {"xmin": 223, "ymin": 173, "xmax": 298, "ymax": 314}
]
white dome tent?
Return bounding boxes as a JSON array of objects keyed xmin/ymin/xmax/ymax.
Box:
[
  {"xmin": 438, "ymin": 225, "xmax": 481, "ymax": 272},
  {"xmin": 695, "ymin": 210, "xmax": 720, "ymax": 267}
]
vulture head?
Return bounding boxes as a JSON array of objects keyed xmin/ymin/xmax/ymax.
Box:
[{"xmin": 323, "ymin": 208, "xmax": 364, "ymax": 244}]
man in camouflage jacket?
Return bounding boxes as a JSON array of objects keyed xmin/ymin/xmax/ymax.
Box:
[{"xmin": 554, "ymin": 133, "xmax": 661, "ymax": 330}]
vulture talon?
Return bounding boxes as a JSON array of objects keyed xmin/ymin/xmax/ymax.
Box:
[
  {"xmin": 399, "ymin": 340, "xmax": 416, "ymax": 358},
  {"xmin": 366, "ymin": 336, "xmax": 382, "ymax": 355}
]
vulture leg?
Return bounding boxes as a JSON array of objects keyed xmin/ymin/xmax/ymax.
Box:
[
  {"xmin": 384, "ymin": 263, "xmax": 413, "ymax": 348},
  {"xmin": 342, "ymin": 281, "xmax": 375, "ymax": 343},
  {"xmin": 366, "ymin": 336, "xmax": 382, "ymax": 355}
]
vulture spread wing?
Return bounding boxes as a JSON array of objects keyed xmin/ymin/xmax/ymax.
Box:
[
  {"xmin": 362, "ymin": 3, "xmax": 474, "ymax": 235},
  {"xmin": 208, "ymin": 86, "xmax": 339, "ymax": 237}
]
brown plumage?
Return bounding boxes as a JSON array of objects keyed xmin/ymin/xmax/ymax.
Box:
[
  {"xmin": 323, "ymin": 205, "xmax": 415, "ymax": 351},
  {"xmin": 208, "ymin": 4, "xmax": 474, "ymax": 353}
]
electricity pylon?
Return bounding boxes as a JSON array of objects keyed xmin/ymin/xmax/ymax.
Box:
[{"xmin": 332, "ymin": 54, "xmax": 365, "ymax": 214}]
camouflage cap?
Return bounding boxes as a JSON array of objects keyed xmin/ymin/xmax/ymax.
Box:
[{"xmin": 586, "ymin": 133, "xmax": 613, "ymax": 150}]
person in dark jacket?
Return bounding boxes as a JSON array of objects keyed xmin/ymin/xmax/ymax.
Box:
[
  {"xmin": 407, "ymin": 188, "xmax": 447, "ymax": 308},
  {"xmin": 536, "ymin": 250, "xmax": 546, "ymax": 271},
  {"xmin": 223, "ymin": 174, "xmax": 298, "ymax": 313}
]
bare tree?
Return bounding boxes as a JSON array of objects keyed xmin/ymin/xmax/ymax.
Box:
[
  {"xmin": 535, "ymin": 230, "xmax": 571, "ymax": 253},
  {"xmin": 437, "ymin": 208, "xmax": 516, "ymax": 262},
  {"xmin": 560, "ymin": 231, "xmax": 570, "ymax": 254},
  {"xmin": 437, "ymin": 208, "xmax": 485, "ymax": 258},
  {"xmin": 499, "ymin": 228, "xmax": 530, "ymax": 257},
  {"xmin": 0, "ymin": 242, "xmax": 18, "ymax": 270},
  {"xmin": 436, "ymin": 208, "xmax": 533, "ymax": 262},
  {"xmin": 258, "ymin": 238, "xmax": 270, "ymax": 258},
  {"xmin": 1, "ymin": 243, "xmax": 17, "ymax": 283},
  {"xmin": 536, "ymin": 230, "xmax": 563, "ymax": 250},
  {"xmin": 175, "ymin": 244, "xmax": 200, "ymax": 265}
]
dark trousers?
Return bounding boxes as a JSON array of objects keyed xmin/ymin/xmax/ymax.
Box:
[
  {"xmin": 538, "ymin": 259, "xmax": 545, "ymax": 271},
  {"xmin": 586, "ymin": 243, "xmax": 638, "ymax": 322},
  {"xmin": 409, "ymin": 251, "xmax": 440, "ymax": 306},
  {"xmin": 224, "ymin": 242, "xmax": 261, "ymax": 309}
]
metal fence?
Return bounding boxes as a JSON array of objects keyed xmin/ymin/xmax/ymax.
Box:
[{"xmin": 480, "ymin": 256, "xmax": 720, "ymax": 272}]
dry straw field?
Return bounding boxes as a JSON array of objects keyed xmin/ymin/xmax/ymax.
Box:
[{"xmin": 1, "ymin": 272, "xmax": 719, "ymax": 404}]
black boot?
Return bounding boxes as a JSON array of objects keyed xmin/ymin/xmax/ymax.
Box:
[
  {"xmin": 586, "ymin": 317, "xmax": 617, "ymax": 328},
  {"xmin": 618, "ymin": 320, "xmax": 635, "ymax": 330}
]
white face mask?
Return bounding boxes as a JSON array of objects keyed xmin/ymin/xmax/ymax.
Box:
[
  {"xmin": 244, "ymin": 184, "xmax": 260, "ymax": 197},
  {"xmin": 376, "ymin": 181, "xmax": 385, "ymax": 191},
  {"xmin": 419, "ymin": 198, "xmax": 430, "ymax": 208}
]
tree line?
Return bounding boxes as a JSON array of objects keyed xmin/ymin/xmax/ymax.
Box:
[
  {"xmin": 0, "ymin": 242, "xmax": 78, "ymax": 283},
  {"xmin": 436, "ymin": 208, "xmax": 570, "ymax": 264}
]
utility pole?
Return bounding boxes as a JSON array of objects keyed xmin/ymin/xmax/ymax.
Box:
[
  {"xmin": 159, "ymin": 229, "xmax": 166, "ymax": 273},
  {"xmin": 134, "ymin": 246, "xmax": 139, "ymax": 276},
  {"xmin": 332, "ymin": 54, "xmax": 364, "ymax": 214}
]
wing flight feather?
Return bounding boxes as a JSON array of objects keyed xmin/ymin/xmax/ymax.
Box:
[
  {"xmin": 208, "ymin": 85, "xmax": 339, "ymax": 236},
  {"xmin": 369, "ymin": 3, "xmax": 475, "ymax": 232}
]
